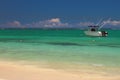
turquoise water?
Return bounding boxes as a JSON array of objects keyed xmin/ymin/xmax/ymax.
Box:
[{"xmin": 0, "ymin": 29, "xmax": 120, "ymax": 69}]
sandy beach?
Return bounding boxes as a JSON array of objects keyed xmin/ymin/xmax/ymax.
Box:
[{"xmin": 0, "ymin": 61, "xmax": 120, "ymax": 80}]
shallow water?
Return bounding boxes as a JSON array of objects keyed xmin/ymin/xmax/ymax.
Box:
[{"xmin": 0, "ymin": 29, "xmax": 120, "ymax": 74}]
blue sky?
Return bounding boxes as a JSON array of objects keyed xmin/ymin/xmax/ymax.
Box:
[{"xmin": 0, "ymin": 0, "xmax": 120, "ymax": 29}]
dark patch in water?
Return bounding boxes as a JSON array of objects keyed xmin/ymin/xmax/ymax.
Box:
[
  {"xmin": 47, "ymin": 42, "xmax": 120, "ymax": 48},
  {"xmin": 0, "ymin": 38, "xmax": 120, "ymax": 48},
  {"xmin": 98, "ymin": 44, "xmax": 120, "ymax": 48},
  {"xmin": 46, "ymin": 42, "xmax": 84, "ymax": 46}
]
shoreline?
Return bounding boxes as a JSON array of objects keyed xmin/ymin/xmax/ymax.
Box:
[{"xmin": 0, "ymin": 61, "xmax": 120, "ymax": 80}]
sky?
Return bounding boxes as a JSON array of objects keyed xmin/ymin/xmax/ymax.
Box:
[{"xmin": 0, "ymin": 0, "xmax": 120, "ymax": 29}]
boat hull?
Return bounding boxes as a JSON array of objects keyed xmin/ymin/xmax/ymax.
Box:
[{"xmin": 84, "ymin": 31, "xmax": 104, "ymax": 37}]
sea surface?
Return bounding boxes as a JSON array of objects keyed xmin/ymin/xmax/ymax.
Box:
[{"xmin": 0, "ymin": 29, "xmax": 120, "ymax": 74}]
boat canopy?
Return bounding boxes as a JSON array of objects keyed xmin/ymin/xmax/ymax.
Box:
[{"xmin": 88, "ymin": 26, "xmax": 99, "ymax": 27}]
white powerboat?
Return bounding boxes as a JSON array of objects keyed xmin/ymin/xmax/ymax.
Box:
[
  {"xmin": 84, "ymin": 19, "xmax": 110, "ymax": 37},
  {"xmin": 84, "ymin": 26, "xmax": 108, "ymax": 37}
]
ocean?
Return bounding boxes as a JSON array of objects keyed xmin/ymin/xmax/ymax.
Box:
[{"xmin": 0, "ymin": 29, "xmax": 120, "ymax": 74}]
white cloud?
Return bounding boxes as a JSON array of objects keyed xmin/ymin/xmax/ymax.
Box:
[
  {"xmin": 0, "ymin": 18, "xmax": 69, "ymax": 28},
  {"xmin": 0, "ymin": 21, "xmax": 24, "ymax": 28},
  {"xmin": 7, "ymin": 21, "xmax": 21, "ymax": 27},
  {"xmin": 103, "ymin": 20, "xmax": 120, "ymax": 26},
  {"xmin": 49, "ymin": 18, "xmax": 60, "ymax": 23},
  {"xmin": 27, "ymin": 18, "xmax": 69, "ymax": 28},
  {"xmin": 0, "ymin": 18, "xmax": 120, "ymax": 29},
  {"xmin": 77, "ymin": 22, "xmax": 95, "ymax": 26}
]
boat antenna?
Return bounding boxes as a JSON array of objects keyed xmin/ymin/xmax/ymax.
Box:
[
  {"xmin": 98, "ymin": 18, "xmax": 111, "ymax": 30},
  {"xmin": 96, "ymin": 18, "xmax": 103, "ymax": 26}
]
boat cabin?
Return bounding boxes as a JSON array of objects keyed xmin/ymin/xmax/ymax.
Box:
[{"xmin": 88, "ymin": 26, "xmax": 99, "ymax": 32}]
